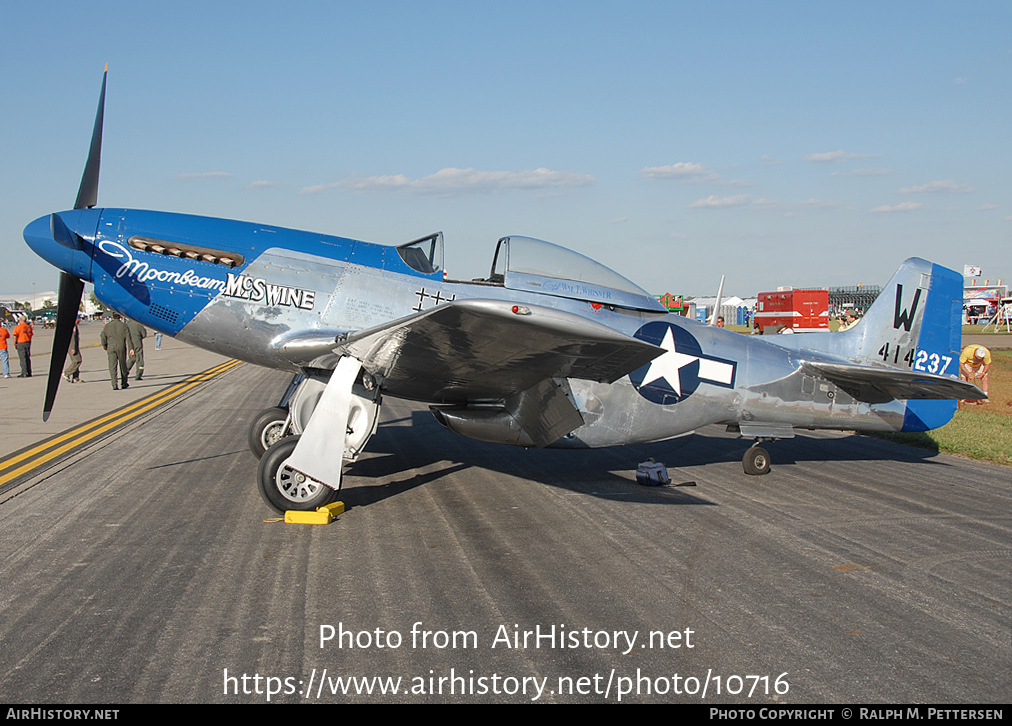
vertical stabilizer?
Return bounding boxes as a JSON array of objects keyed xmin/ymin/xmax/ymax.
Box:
[{"xmin": 843, "ymin": 258, "xmax": 963, "ymax": 430}]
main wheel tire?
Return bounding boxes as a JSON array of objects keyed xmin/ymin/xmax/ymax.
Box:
[
  {"xmin": 743, "ymin": 446, "xmax": 771, "ymax": 476},
  {"xmin": 248, "ymin": 406, "xmax": 290, "ymax": 459},
  {"xmin": 257, "ymin": 436, "xmax": 341, "ymax": 514}
]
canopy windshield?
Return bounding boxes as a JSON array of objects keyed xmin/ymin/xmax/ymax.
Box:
[
  {"xmin": 397, "ymin": 232, "xmax": 443, "ymax": 275},
  {"xmin": 491, "ymin": 236, "xmax": 664, "ymax": 311}
]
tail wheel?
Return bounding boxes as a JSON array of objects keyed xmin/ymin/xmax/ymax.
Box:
[
  {"xmin": 743, "ymin": 446, "xmax": 771, "ymax": 476},
  {"xmin": 257, "ymin": 436, "xmax": 341, "ymax": 514},
  {"xmin": 248, "ymin": 406, "xmax": 290, "ymax": 459}
]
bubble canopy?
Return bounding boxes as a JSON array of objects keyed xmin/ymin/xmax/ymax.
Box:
[{"xmin": 491, "ymin": 236, "xmax": 665, "ymax": 312}]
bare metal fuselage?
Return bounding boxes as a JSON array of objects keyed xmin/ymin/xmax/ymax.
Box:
[{"xmin": 168, "ymin": 241, "xmax": 906, "ymax": 448}]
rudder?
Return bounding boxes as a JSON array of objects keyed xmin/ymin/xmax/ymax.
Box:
[{"xmin": 901, "ymin": 260, "xmax": 963, "ymax": 431}]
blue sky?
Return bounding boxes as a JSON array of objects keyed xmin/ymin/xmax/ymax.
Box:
[{"xmin": 2, "ymin": 1, "xmax": 1009, "ymax": 298}]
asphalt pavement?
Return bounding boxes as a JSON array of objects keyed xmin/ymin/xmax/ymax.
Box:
[{"xmin": 0, "ymin": 321, "xmax": 231, "ymax": 460}]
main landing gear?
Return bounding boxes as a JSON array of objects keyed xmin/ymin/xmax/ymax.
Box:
[
  {"xmin": 248, "ymin": 407, "xmax": 289, "ymax": 459},
  {"xmin": 257, "ymin": 436, "xmax": 342, "ymax": 513},
  {"xmin": 248, "ymin": 373, "xmax": 304, "ymax": 459},
  {"xmin": 247, "ymin": 373, "xmax": 328, "ymax": 459},
  {"xmin": 251, "ymin": 361, "xmax": 382, "ymax": 514}
]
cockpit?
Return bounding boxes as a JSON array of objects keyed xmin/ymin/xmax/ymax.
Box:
[
  {"xmin": 397, "ymin": 233, "xmax": 664, "ymax": 312},
  {"xmin": 486, "ymin": 236, "xmax": 664, "ymax": 312}
]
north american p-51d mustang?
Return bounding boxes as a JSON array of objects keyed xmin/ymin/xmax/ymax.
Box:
[{"xmin": 25, "ymin": 70, "xmax": 985, "ymax": 513}]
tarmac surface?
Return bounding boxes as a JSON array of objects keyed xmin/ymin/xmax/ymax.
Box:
[
  {"xmin": 0, "ymin": 321, "xmax": 232, "ymax": 459},
  {"xmin": 962, "ymin": 332, "xmax": 1012, "ymax": 350},
  {"xmin": 0, "ymin": 332, "xmax": 1008, "ymax": 704}
]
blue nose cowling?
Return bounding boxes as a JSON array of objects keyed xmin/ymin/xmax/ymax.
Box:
[{"xmin": 24, "ymin": 209, "xmax": 98, "ymax": 282}]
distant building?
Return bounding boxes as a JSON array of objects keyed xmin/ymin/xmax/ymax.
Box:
[
  {"xmin": 828, "ymin": 285, "xmax": 881, "ymax": 315},
  {"xmin": 963, "ymin": 284, "xmax": 1008, "ymax": 324},
  {"xmin": 0, "ymin": 289, "xmax": 102, "ymax": 318},
  {"xmin": 689, "ymin": 295, "xmax": 754, "ymax": 326},
  {"xmin": 0, "ymin": 291, "xmax": 58, "ymax": 311},
  {"xmin": 656, "ymin": 293, "xmax": 686, "ymax": 314}
]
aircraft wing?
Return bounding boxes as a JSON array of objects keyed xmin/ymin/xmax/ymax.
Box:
[
  {"xmin": 335, "ymin": 299, "xmax": 663, "ymax": 403},
  {"xmin": 801, "ymin": 361, "xmax": 987, "ymax": 403}
]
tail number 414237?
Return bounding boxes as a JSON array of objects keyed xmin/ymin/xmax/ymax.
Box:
[{"xmin": 878, "ymin": 343, "xmax": 952, "ymax": 376}]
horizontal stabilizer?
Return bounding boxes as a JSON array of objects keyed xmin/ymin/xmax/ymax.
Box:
[
  {"xmin": 338, "ymin": 299, "xmax": 663, "ymax": 403},
  {"xmin": 802, "ymin": 361, "xmax": 986, "ymax": 403}
]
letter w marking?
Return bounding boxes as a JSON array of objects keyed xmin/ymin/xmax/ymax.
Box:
[{"xmin": 893, "ymin": 283, "xmax": 922, "ymax": 332}]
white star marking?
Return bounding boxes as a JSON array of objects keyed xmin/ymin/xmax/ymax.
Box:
[
  {"xmin": 636, "ymin": 326, "xmax": 737, "ymax": 399},
  {"xmin": 638, "ymin": 327, "xmax": 698, "ymax": 396}
]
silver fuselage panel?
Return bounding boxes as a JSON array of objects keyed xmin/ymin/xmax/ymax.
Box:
[{"xmin": 176, "ymin": 244, "xmax": 905, "ymax": 448}]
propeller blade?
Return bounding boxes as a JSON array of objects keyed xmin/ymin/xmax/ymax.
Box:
[
  {"xmin": 46, "ymin": 66, "xmax": 106, "ymax": 420},
  {"xmin": 43, "ymin": 273, "xmax": 85, "ymax": 422},
  {"xmin": 74, "ymin": 65, "xmax": 107, "ymax": 210},
  {"xmin": 45, "ymin": 67, "xmax": 107, "ymax": 420}
]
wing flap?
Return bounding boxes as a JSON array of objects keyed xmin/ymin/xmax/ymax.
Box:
[
  {"xmin": 338, "ymin": 299, "xmax": 662, "ymax": 403},
  {"xmin": 802, "ymin": 361, "xmax": 986, "ymax": 403}
]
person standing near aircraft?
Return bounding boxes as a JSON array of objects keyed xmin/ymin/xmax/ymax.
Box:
[
  {"xmin": 716, "ymin": 316, "xmax": 726, "ymax": 328},
  {"xmin": 100, "ymin": 313, "xmax": 135, "ymax": 390},
  {"xmin": 125, "ymin": 318, "xmax": 147, "ymax": 381},
  {"xmin": 959, "ymin": 344, "xmax": 991, "ymax": 402},
  {"xmin": 0, "ymin": 322, "xmax": 10, "ymax": 378},
  {"xmin": 14, "ymin": 315, "xmax": 33, "ymax": 377},
  {"xmin": 64, "ymin": 321, "xmax": 82, "ymax": 383}
]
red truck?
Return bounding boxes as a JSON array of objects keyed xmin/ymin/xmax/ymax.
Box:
[{"xmin": 755, "ymin": 288, "xmax": 828, "ymax": 333}]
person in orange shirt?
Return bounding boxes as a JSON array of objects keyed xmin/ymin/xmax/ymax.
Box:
[
  {"xmin": 13, "ymin": 315, "xmax": 33, "ymax": 378},
  {"xmin": 0, "ymin": 322, "xmax": 10, "ymax": 378}
]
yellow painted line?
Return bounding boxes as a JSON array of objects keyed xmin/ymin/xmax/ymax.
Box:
[
  {"xmin": 0, "ymin": 358, "xmax": 240, "ymax": 473},
  {"xmin": 0, "ymin": 359, "xmax": 241, "ymax": 483},
  {"xmin": 0, "ymin": 359, "xmax": 242, "ymax": 487}
]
